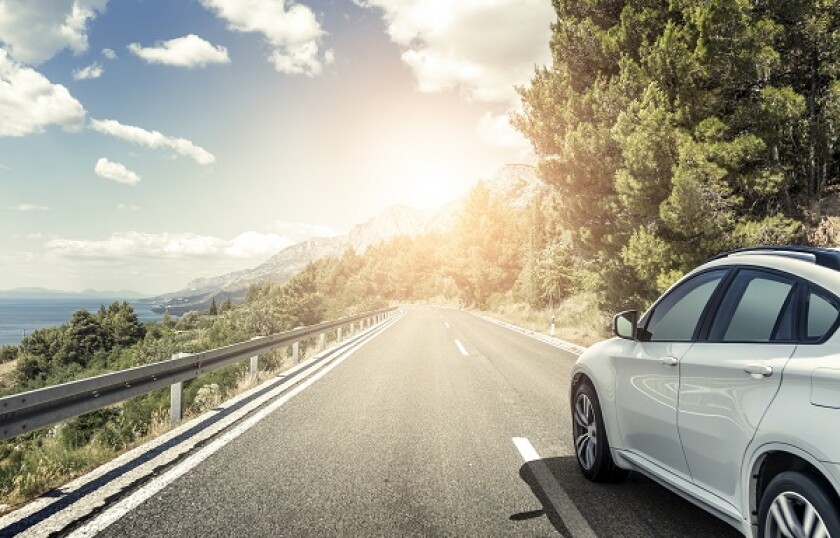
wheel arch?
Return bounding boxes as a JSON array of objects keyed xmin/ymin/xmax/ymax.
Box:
[
  {"xmin": 748, "ymin": 444, "xmax": 840, "ymax": 528},
  {"xmin": 570, "ymin": 358, "xmax": 623, "ymax": 452}
]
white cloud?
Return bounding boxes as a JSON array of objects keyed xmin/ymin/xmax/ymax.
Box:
[
  {"xmin": 116, "ymin": 203, "xmax": 140, "ymax": 211},
  {"xmin": 46, "ymin": 230, "xmax": 295, "ymax": 260},
  {"xmin": 72, "ymin": 61, "xmax": 102, "ymax": 80},
  {"xmin": 16, "ymin": 203, "xmax": 49, "ymax": 211},
  {"xmin": 0, "ymin": 0, "xmax": 108, "ymax": 65},
  {"xmin": 225, "ymin": 231, "xmax": 293, "ymax": 257},
  {"xmin": 90, "ymin": 118, "xmax": 215, "ymax": 165},
  {"xmin": 128, "ymin": 34, "xmax": 230, "ymax": 68},
  {"xmin": 200, "ymin": 0, "xmax": 331, "ymax": 76},
  {"xmin": 0, "ymin": 49, "xmax": 86, "ymax": 136},
  {"xmin": 95, "ymin": 157, "xmax": 140, "ymax": 185},
  {"xmin": 476, "ymin": 111, "xmax": 531, "ymax": 152},
  {"xmin": 101, "ymin": 47, "xmax": 116, "ymax": 59},
  {"xmin": 356, "ymin": 0, "xmax": 553, "ymax": 105},
  {"xmin": 272, "ymin": 220, "xmax": 342, "ymax": 241}
]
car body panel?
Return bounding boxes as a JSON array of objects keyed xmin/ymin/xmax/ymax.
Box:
[
  {"xmin": 570, "ymin": 338, "xmax": 627, "ymax": 452},
  {"xmin": 677, "ymin": 342, "xmax": 794, "ymax": 508},
  {"xmin": 614, "ymin": 341, "xmax": 692, "ymax": 479},
  {"xmin": 750, "ymin": 343, "xmax": 840, "ymax": 466},
  {"xmin": 613, "ymin": 448, "xmax": 752, "ymax": 536}
]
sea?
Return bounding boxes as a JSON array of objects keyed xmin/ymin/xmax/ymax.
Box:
[{"xmin": 0, "ymin": 298, "xmax": 161, "ymax": 347}]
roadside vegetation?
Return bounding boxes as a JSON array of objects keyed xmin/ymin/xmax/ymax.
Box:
[
  {"xmin": 515, "ymin": 0, "xmax": 840, "ymax": 310},
  {"xmin": 0, "ymin": 286, "xmax": 372, "ymax": 507}
]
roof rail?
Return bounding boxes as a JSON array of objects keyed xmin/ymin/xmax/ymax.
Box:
[{"xmin": 710, "ymin": 246, "xmax": 840, "ymax": 271}]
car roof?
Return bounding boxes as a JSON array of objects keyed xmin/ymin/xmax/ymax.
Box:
[
  {"xmin": 696, "ymin": 249, "xmax": 840, "ymax": 295},
  {"xmin": 709, "ymin": 246, "xmax": 840, "ymax": 270}
]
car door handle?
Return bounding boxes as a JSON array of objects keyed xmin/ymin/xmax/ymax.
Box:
[
  {"xmin": 661, "ymin": 356, "xmax": 678, "ymax": 367},
  {"xmin": 744, "ymin": 364, "xmax": 773, "ymax": 377}
]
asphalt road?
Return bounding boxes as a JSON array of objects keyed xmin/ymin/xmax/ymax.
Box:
[{"xmin": 97, "ymin": 306, "xmax": 740, "ymax": 537}]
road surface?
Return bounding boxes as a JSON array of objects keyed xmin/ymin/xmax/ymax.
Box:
[{"xmin": 4, "ymin": 306, "xmax": 741, "ymax": 537}]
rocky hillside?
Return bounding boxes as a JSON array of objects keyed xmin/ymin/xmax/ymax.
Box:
[{"xmin": 149, "ymin": 164, "xmax": 545, "ymax": 314}]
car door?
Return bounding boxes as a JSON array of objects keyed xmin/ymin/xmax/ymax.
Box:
[
  {"xmin": 614, "ymin": 269, "xmax": 728, "ymax": 480},
  {"xmin": 677, "ymin": 268, "xmax": 797, "ymax": 508}
]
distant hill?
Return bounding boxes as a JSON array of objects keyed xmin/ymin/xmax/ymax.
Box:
[
  {"xmin": 147, "ymin": 164, "xmax": 547, "ymax": 314},
  {"xmin": 0, "ymin": 288, "xmax": 145, "ymax": 300}
]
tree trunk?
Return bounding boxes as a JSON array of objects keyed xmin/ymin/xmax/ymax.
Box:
[{"xmin": 809, "ymin": 46, "xmax": 819, "ymax": 197}]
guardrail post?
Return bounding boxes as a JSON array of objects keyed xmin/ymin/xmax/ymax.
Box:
[
  {"xmin": 250, "ymin": 337, "xmax": 261, "ymax": 384},
  {"xmin": 169, "ymin": 351, "xmax": 191, "ymax": 425},
  {"xmin": 292, "ymin": 342, "xmax": 300, "ymax": 365},
  {"xmin": 337, "ymin": 326, "xmax": 343, "ymax": 341},
  {"xmin": 319, "ymin": 333, "xmax": 326, "ymax": 351},
  {"xmin": 170, "ymin": 381, "xmax": 183, "ymax": 425},
  {"xmin": 250, "ymin": 355, "xmax": 259, "ymax": 384}
]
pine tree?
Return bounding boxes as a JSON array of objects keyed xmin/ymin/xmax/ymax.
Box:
[{"xmin": 515, "ymin": 0, "xmax": 838, "ymax": 308}]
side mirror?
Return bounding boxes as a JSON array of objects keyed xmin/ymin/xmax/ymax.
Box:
[{"xmin": 613, "ymin": 310, "xmax": 638, "ymax": 340}]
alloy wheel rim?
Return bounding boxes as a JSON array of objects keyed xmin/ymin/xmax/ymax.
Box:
[
  {"xmin": 573, "ymin": 393, "xmax": 597, "ymax": 470},
  {"xmin": 766, "ymin": 490, "xmax": 830, "ymax": 538}
]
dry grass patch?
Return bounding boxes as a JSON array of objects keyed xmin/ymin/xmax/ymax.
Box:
[
  {"xmin": 0, "ymin": 360, "xmax": 16, "ymax": 391},
  {"xmin": 482, "ymin": 293, "xmax": 610, "ymax": 347}
]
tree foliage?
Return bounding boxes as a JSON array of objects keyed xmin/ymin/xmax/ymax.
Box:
[{"xmin": 515, "ymin": 0, "xmax": 839, "ymax": 307}]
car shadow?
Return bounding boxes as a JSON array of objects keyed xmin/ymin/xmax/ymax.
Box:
[{"xmin": 517, "ymin": 457, "xmax": 742, "ymax": 537}]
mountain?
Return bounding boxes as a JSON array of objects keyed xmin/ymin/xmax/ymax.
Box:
[
  {"xmin": 148, "ymin": 164, "xmax": 545, "ymax": 314},
  {"xmin": 147, "ymin": 205, "xmax": 434, "ymax": 313},
  {"xmin": 484, "ymin": 163, "xmax": 549, "ymax": 209},
  {"xmin": 0, "ymin": 288, "xmax": 145, "ymax": 300}
]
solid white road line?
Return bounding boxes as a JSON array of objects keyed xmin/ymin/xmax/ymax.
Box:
[
  {"xmin": 68, "ymin": 316, "xmax": 401, "ymax": 537},
  {"xmin": 471, "ymin": 312, "xmax": 586, "ymax": 356},
  {"xmin": 3, "ymin": 314, "xmax": 402, "ymax": 537},
  {"xmin": 454, "ymin": 339, "xmax": 468, "ymax": 357},
  {"xmin": 512, "ymin": 437, "xmax": 597, "ymax": 538}
]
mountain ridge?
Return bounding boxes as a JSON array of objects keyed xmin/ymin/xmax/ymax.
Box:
[{"xmin": 148, "ymin": 164, "xmax": 546, "ymax": 314}]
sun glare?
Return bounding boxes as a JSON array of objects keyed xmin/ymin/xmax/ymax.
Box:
[{"xmin": 399, "ymin": 161, "xmax": 466, "ymax": 210}]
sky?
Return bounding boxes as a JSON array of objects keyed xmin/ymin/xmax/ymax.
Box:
[{"xmin": 0, "ymin": 0, "xmax": 554, "ymax": 295}]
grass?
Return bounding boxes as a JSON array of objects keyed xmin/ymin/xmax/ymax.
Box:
[
  {"xmin": 481, "ymin": 292, "xmax": 611, "ymax": 347},
  {"xmin": 0, "ymin": 360, "xmax": 16, "ymax": 391}
]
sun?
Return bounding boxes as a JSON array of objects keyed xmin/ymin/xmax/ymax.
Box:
[
  {"xmin": 394, "ymin": 150, "xmax": 468, "ymax": 210},
  {"xmin": 404, "ymin": 171, "xmax": 462, "ymax": 210}
]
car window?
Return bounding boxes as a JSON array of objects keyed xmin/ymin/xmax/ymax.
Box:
[
  {"xmin": 644, "ymin": 270, "xmax": 727, "ymax": 342},
  {"xmin": 708, "ymin": 270, "xmax": 795, "ymax": 342},
  {"xmin": 806, "ymin": 290, "xmax": 840, "ymax": 342}
]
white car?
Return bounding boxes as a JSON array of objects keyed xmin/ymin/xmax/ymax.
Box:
[{"xmin": 570, "ymin": 247, "xmax": 840, "ymax": 538}]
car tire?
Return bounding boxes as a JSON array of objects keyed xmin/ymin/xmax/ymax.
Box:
[
  {"xmin": 571, "ymin": 381, "xmax": 627, "ymax": 482},
  {"xmin": 758, "ymin": 471, "xmax": 840, "ymax": 538}
]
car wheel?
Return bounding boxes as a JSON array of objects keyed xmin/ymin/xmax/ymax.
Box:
[
  {"xmin": 759, "ymin": 471, "xmax": 840, "ymax": 538},
  {"xmin": 572, "ymin": 382, "xmax": 626, "ymax": 482}
]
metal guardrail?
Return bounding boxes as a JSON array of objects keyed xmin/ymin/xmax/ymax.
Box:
[{"xmin": 0, "ymin": 307, "xmax": 398, "ymax": 441}]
